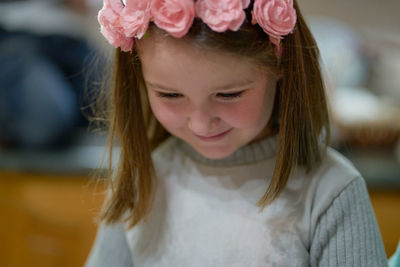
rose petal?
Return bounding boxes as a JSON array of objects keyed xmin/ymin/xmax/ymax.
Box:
[
  {"xmin": 196, "ymin": 0, "xmax": 246, "ymax": 32},
  {"xmin": 98, "ymin": 0, "xmax": 134, "ymax": 51},
  {"xmin": 151, "ymin": 0, "xmax": 195, "ymax": 38},
  {"xmin": 120, "ymin": 0, "xmax": 151, "ymax": 38},
  {"xmin": 253, "ymin": 0, "xmax": 297, "ymax": 41}
]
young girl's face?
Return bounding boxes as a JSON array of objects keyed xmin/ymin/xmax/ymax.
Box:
[{"xmin": 138, "ymin": 36, "xmax": 277, "ymax": 159}]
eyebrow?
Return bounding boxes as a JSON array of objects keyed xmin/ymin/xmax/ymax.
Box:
[{"xmin": 145, "ymin": 80, "xmax": 254, "ymax": 91}]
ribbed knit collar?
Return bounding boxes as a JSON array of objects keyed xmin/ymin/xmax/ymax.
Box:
[{"xmin": 177, "ymin": 135, "xmax": 279, "ymax": 167}]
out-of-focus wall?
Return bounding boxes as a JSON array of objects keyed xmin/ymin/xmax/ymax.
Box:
[{"xmin": 300, "ymin": 0, "xmax": 400, "ymax": 38}]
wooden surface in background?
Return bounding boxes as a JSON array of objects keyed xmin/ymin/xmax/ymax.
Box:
[
  {"xmin": 0, "ymin": 171, "xmax": 398, "ymax": 266},
  {"xmin": 0, "ymin": 171, "xmax": 105, "ymax": 267},
  {"xmin": 369, "ymin": 189, "xmax": 400, "ymax": 258}
]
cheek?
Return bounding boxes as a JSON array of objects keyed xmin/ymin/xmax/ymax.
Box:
[
  {"xmin": 220, "ymin": 92, "xmax": 274, "ymax": 128},
  {"xmin": 148, "ymin": 96, "xmax": 186, "ymax": 129}
]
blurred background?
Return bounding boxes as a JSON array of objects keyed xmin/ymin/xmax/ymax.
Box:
[{"xmin": 0, "ymin": 0, "xmax": 399, "ymax": 266}]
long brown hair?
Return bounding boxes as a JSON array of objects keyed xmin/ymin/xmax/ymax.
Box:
[{"xmin": 97, "ymin": 0, "xmax": 330, "ymax": 227}]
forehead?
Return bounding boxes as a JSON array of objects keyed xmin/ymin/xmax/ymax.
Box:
[{"xmin": 137, "ymin": 35, "xmax": 269, "ymax": 90}]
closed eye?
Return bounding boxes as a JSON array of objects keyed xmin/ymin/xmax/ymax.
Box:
[
  {"xmin": 156, "ymin": 92, "xmax": 183, "ymax": 98},
  {"xmin": 155, "ymin": 90, "xmax": 245, "ymax": 100},
  {"xmin": 216, "ymin": 90, "xmax": 245, "ymax": 99}
]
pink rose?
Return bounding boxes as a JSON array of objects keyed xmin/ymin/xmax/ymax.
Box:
[
  {"xmin": 196, "ymin": 0, "xmax": 250, "ymax": 32},
  {"xmin": 253, "ymin": 0, "xmax": 296, "ymax": 45},
  {"xmin": 151, "ymin": 0, "xmax": 195, "ymax": 38},
  {"xmin": 98, "ymin": 0, "xmax": 134, "ymax": 51},
  {"xmin": 120, "ymin": 0, "xmax": 151, "ymax": 39}
]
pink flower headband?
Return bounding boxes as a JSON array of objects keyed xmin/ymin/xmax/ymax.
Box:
[{"xmin": 98, "ymin": 0, "xmax": 297, "ymax": 52}]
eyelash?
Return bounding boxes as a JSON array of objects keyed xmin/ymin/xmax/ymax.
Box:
[
  {"xmin": 156, "ymin": 91, "xmax": 245, "ymax": 100},
  {"xmin": 217, "ymin": 91, "xmax": 244, "ymax": 99},
  {"xmin": 157, "ymin": 92, "xmax": 182, "ymax": 98}
]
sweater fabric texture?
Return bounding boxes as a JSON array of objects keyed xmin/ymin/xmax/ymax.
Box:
[{"xmin": 85, "ymin": 136, "xmax": 388, "ymax": 267}]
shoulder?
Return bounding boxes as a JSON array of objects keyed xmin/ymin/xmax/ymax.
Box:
[
  {"xmin": 311, "ymin": 147, "xmax": 362, "ymax": 205},
  {"xmin": 304, "ymin": 147, "xmax": 366, "ymax": 231},
  {"xmin": 307, "ymin": 150, "xmax": 388, "ymax": 266},
  {"xmin": 285, "ymin": 147, "xmax": 370, "ymax": 247}
]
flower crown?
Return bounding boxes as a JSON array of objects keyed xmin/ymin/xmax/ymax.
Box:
[{"xmin": 98, "ymin": 0, "xmax": 297, "ymax": 52}]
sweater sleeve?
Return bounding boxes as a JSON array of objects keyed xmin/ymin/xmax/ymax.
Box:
[
  {"xmin": 310, "ymin": 177, "xmax": 388, "ymax": 267},
  {"xmin": 85, "ymin": 223, "xmax": 133, "ymax": 267}
]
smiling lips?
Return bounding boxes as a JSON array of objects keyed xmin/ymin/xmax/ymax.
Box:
[{"xmin": 195, "ymin": 129, "xmax": 233, "ymax": 142}]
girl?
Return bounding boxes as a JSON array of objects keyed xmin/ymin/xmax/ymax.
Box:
[{"xmin": 86, "ymin": 0, "xmax": 388, "ymax": 266}]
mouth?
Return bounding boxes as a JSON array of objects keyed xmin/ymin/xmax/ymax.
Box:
[{"xmin": 195, "ymin": 129, "xmax": 233, "ymax": 142}]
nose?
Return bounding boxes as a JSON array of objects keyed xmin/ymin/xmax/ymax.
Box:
[{"xmin": 187, "ymin": 105, "xmax": 220, "ymax": 136}]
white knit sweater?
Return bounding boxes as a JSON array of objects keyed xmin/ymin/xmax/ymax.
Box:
[{"xmin": 86, "ymin": 136, "xmax": 388, "ymax": 267}]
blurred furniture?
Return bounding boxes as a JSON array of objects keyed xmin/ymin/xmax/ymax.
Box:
[
  {"xmin": 370, "ymin": 189, "xmax": 400, "ymax": 259},
  {"xmin": 0, "ymin": 171, "xmax": 105, "ymax": 267}
]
